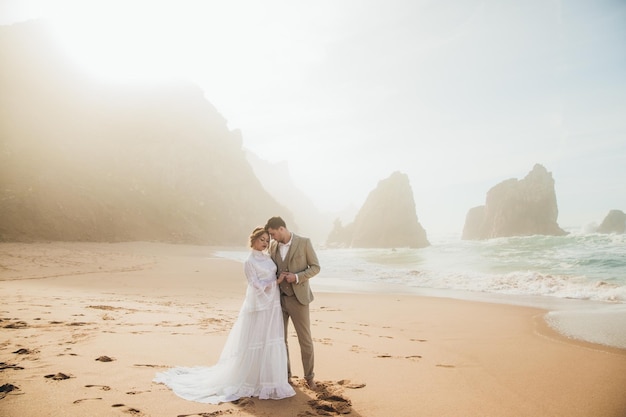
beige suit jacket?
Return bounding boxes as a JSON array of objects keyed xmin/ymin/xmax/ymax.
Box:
[{"xmin": 270, "ymin": 233, "xmax": 320, "ymax": 305}]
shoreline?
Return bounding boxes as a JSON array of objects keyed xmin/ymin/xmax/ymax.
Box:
[
  {"xmin": 312, "ymin": 279, "xmax": 626, "ymax": 356},
  {"xmin": 214, "ymin": 245, "xmax": 626, "ymax": 351},
  {"xmin": 313, "ymin": 277, "xmax": 626, "ymax": 351},
  {"xmin": 1, "ymin": 241, "xmax": 626, "ymax": 416}
]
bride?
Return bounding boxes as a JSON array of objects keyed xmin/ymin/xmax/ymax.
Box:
[{"xmin": 153, "ymin": 226, "xmax": 296, "ymax": 403}]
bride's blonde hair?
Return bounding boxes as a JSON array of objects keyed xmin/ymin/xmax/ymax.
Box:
[{"xmin": 248, "ymin": 226, "xmax": 268, "ymax": 248}]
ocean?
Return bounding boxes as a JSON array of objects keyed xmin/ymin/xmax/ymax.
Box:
[{"xmin": 214, "ymin": 230, "xmax": 626, "ymax": 350}]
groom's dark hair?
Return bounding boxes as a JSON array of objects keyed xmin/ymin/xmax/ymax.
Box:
[{"xmin": 265, "ymin": 216, "xmax": 286, "ymax": 230}]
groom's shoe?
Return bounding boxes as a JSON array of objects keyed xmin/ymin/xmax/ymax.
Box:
[{"xmin": 305, "ymin": 378, "xmax": 317, "ymax": 390}]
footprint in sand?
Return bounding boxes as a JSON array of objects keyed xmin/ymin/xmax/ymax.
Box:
[
  {"xmin": 44, "ymin": 372, "xmax": 72, "ymax": 380},
  {"xmin": 95, "ymin": 355, "xmax": 115, "ymax": 362},
  {"xmin": 12, "ymin": 348, "xmax": 35, "ymax": 355},
  {"xmin": 73, "ymin": 397, "xmax": 103, "ymax": 404},
  {"xmin": 0, "ymin": 383, "xmax": 20, "ymax": 400},
  {"xmin": 66, "ymin": 321, "xmax": 90, "ymax": 327},
  {"xmin": 313, "ymin": 337, "xmax": 333, "ymax": 346},
  {"xmin": 112, "ymin": 404, "xmax": 143, "ymax": 415},
  {"xmin": 133, "ymin": 364, "xmax": 167, "ymax": 368},
  {"xmin": 308, "ymin": 382, "xmax": 353, "ymax": 415},
  {"xmin": 4, "ymin": 321, "xmax": 28, "ymax": 329},
  {"xmin": 349, "ymin": 345, "xmax": 364, "ymax": 353},
  {"xmin": 337, "ymin": 379, "xmax": 366, "ymax": 389},
  {"xmin": 87, "ymin": 305, "xmax": 120, "ymax": 311},
  {"xmin": 0, "ymin": 362, "xmax": 24, "ymax": 371},
  {"xmin": 375, "ymin": 354, "xmax": 422, "ymax": 361},
  {"xmin": 85, "ymin": 384, "xmax": 111, "ymax": 391},
  {"xmin": 308, "ymin": 398, "xmax": 351, "ymax": 415}
]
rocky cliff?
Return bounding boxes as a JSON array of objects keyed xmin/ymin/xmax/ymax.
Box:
[
  {"xmin": 326, "ymin": 172, "xmax": 429, "ymax": 248},
  {"xmin": 245, "ymin": 151, "xmax": 336, "ymax": 243},
  {"xmin": 462, "ymin": 164, "xmax": 567, "ymax": 240},
  {"xmin": 596, "ymin": 210, "xmax": 626, "ymax": 234},
  {"xmin": 0, "ymin": 21, "xmax": 290, "ymax": 245}
]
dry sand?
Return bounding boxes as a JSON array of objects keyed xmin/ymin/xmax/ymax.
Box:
[{"xmin": 1, "ymin": 241, "xmax": 625, "ymax": 417}]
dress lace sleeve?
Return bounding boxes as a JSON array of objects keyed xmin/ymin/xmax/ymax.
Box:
[
  {"xmin": 242, "ymin": 257, "xmax": 278, "ymax": 312},
  {"xmin": 244, "ymin": 259, "xmax": 275, "ymax": 291}
]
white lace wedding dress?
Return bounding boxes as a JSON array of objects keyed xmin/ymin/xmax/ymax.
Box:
[{"xmin": 153, "ymin": 250, "xmax": 295, "ymax": 404}]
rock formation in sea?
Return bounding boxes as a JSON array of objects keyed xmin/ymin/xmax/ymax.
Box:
[
  {"xmin": 462, "ymin": 164, "xmax": 567, "ymax": 240},
  {"xmin": 0, "ymin": 21, "xmax": 291, "ymax": 245},
  {"xmin": 326, "ymin": 172, "xmax": 430, "ymax": 248},
  {"xmin": 596, "ymin": 210, "xmax": 626, "ymax": 234}
]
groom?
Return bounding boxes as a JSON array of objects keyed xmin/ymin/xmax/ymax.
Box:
[{"xmin": 265, "ymin": 216, "xmax": 320, "ymax": 390}]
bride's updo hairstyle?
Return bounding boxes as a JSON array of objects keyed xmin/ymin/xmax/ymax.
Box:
[{"xmin": 249, "ymin": 226, "xmax": 267, "ymax": 248}]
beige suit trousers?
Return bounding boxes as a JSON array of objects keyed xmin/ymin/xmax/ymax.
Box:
[{"xmin": 281, "ymin": 292, "xmax": 314, "ymax": 380}]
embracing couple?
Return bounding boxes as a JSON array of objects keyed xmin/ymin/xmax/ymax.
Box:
[{"xmin": 154, "ymin": 216, "xmax": 321, "ymax": 404}]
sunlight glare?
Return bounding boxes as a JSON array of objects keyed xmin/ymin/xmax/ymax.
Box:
[
  {"xmin": 47, "ymin": 1, "xmax": 196, "ymax": 81},
  {"xmin": 44, "ymin": 0, "xmax": 294, "ymax": 84},
  {"xmin": 43, "ymin": 0, "xmax": 325, "ymax": 121}
]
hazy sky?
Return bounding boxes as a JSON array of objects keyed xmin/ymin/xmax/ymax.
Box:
[{"xmin": 2, "ymin": 0, "xmax": 625, "ymax": 234}]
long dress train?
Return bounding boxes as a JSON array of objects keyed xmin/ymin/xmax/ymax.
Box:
[{"xmin": 153, "ymin": 250, "xmax": 295, "ymax": 404}]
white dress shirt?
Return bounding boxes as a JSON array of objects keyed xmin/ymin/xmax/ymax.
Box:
[
  {"xmin": 278, "ymin": 234, "xmax": 292, "ymax": 261},
  {"xmin": 278, "ymin": 234, "xmax": 299, "ymax": 283}
]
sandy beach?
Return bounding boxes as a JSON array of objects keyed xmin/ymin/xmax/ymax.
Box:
[{"xmin": 1, "ymin": 241, "xmax": 625, "ymax": 417}]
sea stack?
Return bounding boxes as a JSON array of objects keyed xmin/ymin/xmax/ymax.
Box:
[
  {"xmin": 326, "ymin": 171, "xmax": 429, "ymax": 248},
  {"xmin": 462, "ymin": 164, "xmax": 567, "ymax": 240},
  {"xmin": 596, "ymin": 210, "xmax": 626, "ymax": 234}
]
